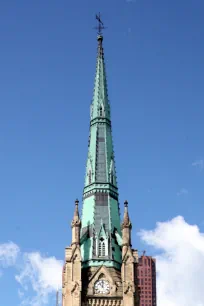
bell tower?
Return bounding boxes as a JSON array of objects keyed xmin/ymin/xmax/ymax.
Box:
[{"xmin": 62, "ymin": 15, "xmax": 140, "ymax": 306}]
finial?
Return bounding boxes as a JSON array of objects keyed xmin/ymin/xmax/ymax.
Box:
[
  {"xmin": 73, "ymin": 199, "xmax": 80, "ymax": 220},
  {"xmin": 75, "ymin": 198, "xmax": 79, "ymax": 206},
  {"xmin": 72, "ymin": 198, "xmax": 81, "ymax": 227},
  {"xmin": 124, "ymin": 200, "xmax": 128, "ymax": 208},
  {"xmin": 122, "ymin": 200, "xmax": 131, "ymax": 227}
]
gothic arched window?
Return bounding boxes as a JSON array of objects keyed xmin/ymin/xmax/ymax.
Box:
[
  {"xmin": 99, "ymin": 238, "xmax": 106, "ymax": 257},
  {"xmin": 102, "ymin": 242, "xmax": 106, "ymax": 256}
]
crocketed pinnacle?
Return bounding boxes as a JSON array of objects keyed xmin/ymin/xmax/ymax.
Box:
[
  {"xmin": 122, "ymin": 200, "xmax": 132, "ymax": 228},
  {"xmin": 72, "ymin": 199, "xmax": 81, "ymax": 226}
]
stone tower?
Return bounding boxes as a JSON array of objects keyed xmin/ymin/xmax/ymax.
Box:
[{"xmin": 62, "ymin": 31, "xmax": 140, "ymax": 306}]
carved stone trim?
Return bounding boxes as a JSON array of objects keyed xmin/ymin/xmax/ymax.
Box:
[{"xmin": 86, "ymin": 299, "xmax": 122, "ymax": 306}]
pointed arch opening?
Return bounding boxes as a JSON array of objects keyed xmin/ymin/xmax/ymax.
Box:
[{"xmin": 99, "ymin": 237, "xmax": 106, "ymax": 257}]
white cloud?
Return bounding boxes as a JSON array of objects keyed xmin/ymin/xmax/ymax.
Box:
[
  {"xmin": 177, "ymin": 188, "xmax": 188, "ymax": 196},
  {"xmin": 0, "ymin": 241, "xmax": 63, "ymax": 306},
  {"xmin": 139, "ymin": 216, "xmax": 204, "ymax": 306},
  {"xmin": 192, "ymin": 159, "xmax": 204, "ymax": 171},
  {"xmin": 16, "ymin": 252, "xmax": 63, "ymax": 306},
  {"xmin": 0, "ymin": 241, "xmax": 20, "ymax": 270}
]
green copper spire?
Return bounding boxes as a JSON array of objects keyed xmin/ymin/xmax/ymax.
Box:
[{"xmin": 80, "ymin": 34, "xmax": 122, "ymax": 270}]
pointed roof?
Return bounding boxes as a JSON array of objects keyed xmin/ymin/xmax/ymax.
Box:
[
  {"xmin": 84, "ymin": 34, "xmax": 117, "ymax": 188},
  {"xmin": 90, "ymin": 35, "xmax": 110, "ymax": 123},
  {"xmin": 71, "ymin": 199, "xmax": 81, "ymax": 227},
  {"xmin": 80, "ymin": 33, "xmax": 122, "ymax": 269}
]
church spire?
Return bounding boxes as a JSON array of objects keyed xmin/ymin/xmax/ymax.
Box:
[
  {"xmin": 63, "ymin": 18, "xmax": 141, "ymax": 306},
  {"xmin": 80, "ymin": 30, "xmax": 122, "ymax": 269}
]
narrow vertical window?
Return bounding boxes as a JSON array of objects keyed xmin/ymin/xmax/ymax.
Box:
[
  {"xmin": 89, "ymin": 170, "xmax": 91, "ymax": 184},
  {"xmin": 102, "ymin": 242, "xmax": 106, "ymax": 256},
  {"xmin": 111, "ymin": 172, "xmax": 114, "ymax": 184},
  {"xmin": 88, "ymin": 135, "xmax": 90, "ymax": 147},
  {"xmin": 100, "ymin": 106, "xmax": 103, "ymax": 117},
  {"xmin": 99, "ymin": 242, "xmax": 102, "ymax": 256}
]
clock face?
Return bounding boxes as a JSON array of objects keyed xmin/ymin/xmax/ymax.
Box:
[{"xmin": 94, "ymin": 280, "xmax": 110, "ymax": 294}]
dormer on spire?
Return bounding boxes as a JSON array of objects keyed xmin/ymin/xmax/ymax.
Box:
[{"xmin": 71, "ymin": 199, "xmax": 81, "ymax": 247}]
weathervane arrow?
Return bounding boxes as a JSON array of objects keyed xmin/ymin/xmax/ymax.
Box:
[{"xmin": 94, "ymin": 13, "xmax": 106, "ymax": 35}]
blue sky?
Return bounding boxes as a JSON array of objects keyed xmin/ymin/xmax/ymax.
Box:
[{"xmin": 0, "ymin": 1, "xmax": 204, "ymax": 305}]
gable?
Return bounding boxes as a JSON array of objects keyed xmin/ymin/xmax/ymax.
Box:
[{"xmin": 88, "ymin": 265, "xmax": 115, "ymax": 288}]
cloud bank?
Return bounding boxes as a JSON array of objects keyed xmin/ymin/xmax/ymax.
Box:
[
  {"xmin": 16, "ymin": 252, "xmax": 63, "ymax": 306},
  {"xmin": 0, "ymin": 242, "xmax": 62, "ymax": 306},
  {"xmin": 139, "ymin": 216, "xmax": 204, "ymax": 306}
]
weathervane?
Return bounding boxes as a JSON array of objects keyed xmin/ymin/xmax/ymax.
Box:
[{"xmin": 95, "ymin": 13, "xmax": 105, "ymax": 35}]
